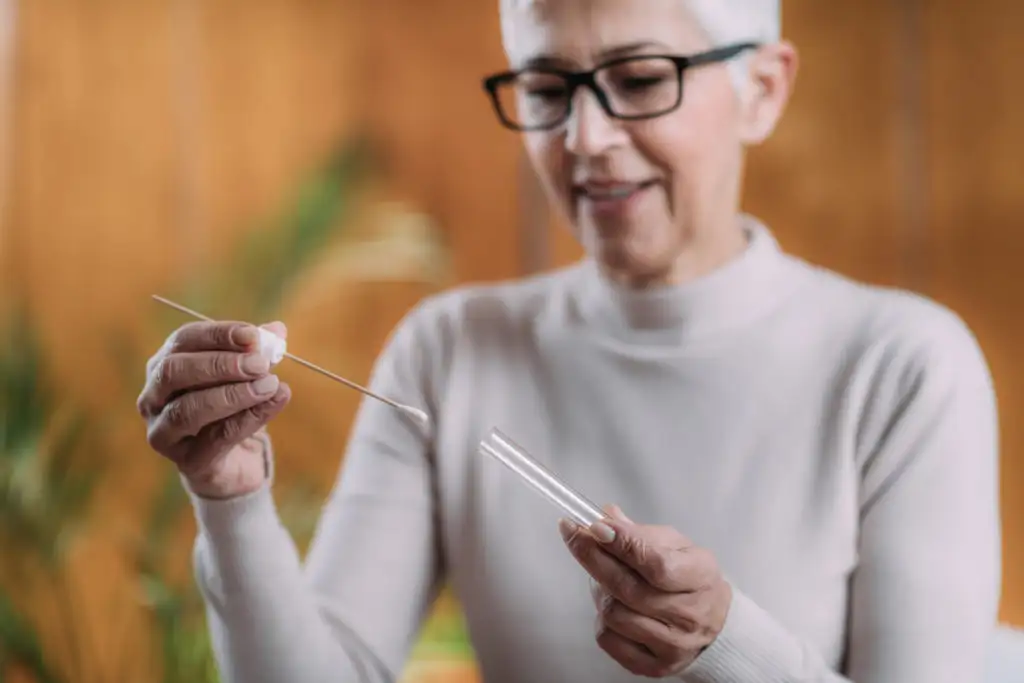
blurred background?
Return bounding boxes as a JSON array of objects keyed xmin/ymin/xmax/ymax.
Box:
[{"xmin": 0, "ymin": 1, "xmax": 1021, "ymax": 682}]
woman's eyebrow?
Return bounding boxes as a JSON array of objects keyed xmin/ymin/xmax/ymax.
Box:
[
  {"xmin": 599, "ymin": 40, "xmax": 671, "ymax": 59},
  {"xmin": 519, "ymin": 54, "xmax": 576, "ymax": 70}
]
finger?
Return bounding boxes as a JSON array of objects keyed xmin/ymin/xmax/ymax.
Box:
[
  {"xmin": 563, "ymin": 520, "xmax": 693, "ymax": 625},
  {"xmin": 588, "ymin": 554, "xmax": 713, "ymax": 636},
  {"xmin": 595, "ymin": 624, "xmax": 673, "ymax": 679},
  {"xmin": 600, "ymin": 597, "xmax": 684, "ymax": 660},
  {"xmin": 147, "ymin": 375, "xmax": 281, "ymax": 453},
  {"xmin": 139, "ymin": 351, "xmax": 271, "ymax": 415},
  {"xmin": 592, "ymin": 506, "xmax": 688, "ymax": 548},
  {"xmin": 596, "ymin": 521, "xmax": 707, "ymax": 593},
  {"xmin": 167, "ymin": 321, "xmax": 260, "ymax": 354},
  {"xmin": 177, "ymin": 383, "xmax": 291, "ymax": 476},
  {"xmin": 260, "ymin": 321, "xmax": 288, "ymax": 339},
  {"xmin": 561, "ymin": 520, "xmax": 659, "ymax": 614},
  {"xmin": 617, "ymin": 540, "xmax": 712, "ymax": 593},
  {"xmin": 144, "ymin": 321, "xmax": 257, "ymax": 378}
]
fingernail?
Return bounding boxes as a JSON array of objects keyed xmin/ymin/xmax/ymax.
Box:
[
  {"xmin": 252, "ymin": 375, "xmax": 279, "ymax": 395},
  {"xmin": 558, "ymin": 518, "xmax": 577, "ymax": 541},
  {"xmin": 232, "ymin": 325, "xmax": 258, "ymax": 346},
  {"xmin": 591, "ymin": 521, "xmax": 616, "ymax": 543},
  {"xmin": 242, "ymin": 353, "xmax": 270, "ymax": 376}
]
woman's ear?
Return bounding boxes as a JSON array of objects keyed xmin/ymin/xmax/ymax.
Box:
[{"xmin": 739, "ymin": 42, "xmax": 799, "ymax": 145}]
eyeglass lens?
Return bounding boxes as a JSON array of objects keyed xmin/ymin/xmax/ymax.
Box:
[{"xmin": 493, "ymin": 57, "xmax": 682, "ymax": 129}]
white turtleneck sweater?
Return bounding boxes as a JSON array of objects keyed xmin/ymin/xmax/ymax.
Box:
[{"xmin": 188, "ymin": 217, "xmax": 1001, "ymax": 683}]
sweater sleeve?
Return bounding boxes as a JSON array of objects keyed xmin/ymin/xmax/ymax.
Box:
[
  {"xmin": 681, "ymin": 308, "xmax": 1002, "ymax": 682},
  {"xmin": 188, "ymin": 300, "xmax": 446, "ymax": 683}
]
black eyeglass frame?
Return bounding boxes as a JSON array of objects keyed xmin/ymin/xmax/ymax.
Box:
[{"xmin": 482, "ymin": 42, "xmax": 760, "ymax": 132}]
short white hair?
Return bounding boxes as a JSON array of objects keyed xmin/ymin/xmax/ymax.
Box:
[
  {"xmin": 686, "ymin": 0, "xmax": 781, "ymax": 93},
  {"xmin": 500, "ymin": 0, "xmax": 782, "ymax": 94},
  {"xmin": 687, "ymin": 0, "xmax": 781, "ymax": 46}
]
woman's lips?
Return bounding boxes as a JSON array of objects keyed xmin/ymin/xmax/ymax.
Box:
[{"xmin": 575, "ymin": 180, "xmax": 659, "ymax": 217}]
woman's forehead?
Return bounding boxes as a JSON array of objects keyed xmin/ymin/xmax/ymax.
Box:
[{"xmin": 500, "ymin": 0, "xmax": 708, "ymax": 68}]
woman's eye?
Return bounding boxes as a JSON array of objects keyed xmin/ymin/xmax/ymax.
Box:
[
  {"xmin": 526, "ymin": 86, "xmax": 567, "ymax": 101},
  {"xmin": 620, "ymin": 75, "xmax": 666, "ymax": 91}
]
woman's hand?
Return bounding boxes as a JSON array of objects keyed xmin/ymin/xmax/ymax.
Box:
[
  {"xmin": 137, "ymin": 320, "xmax": 291, "ymax": 499},
  {"xmin": 559, "ymin": 506, "xmax": 732, "ymax": 678}
]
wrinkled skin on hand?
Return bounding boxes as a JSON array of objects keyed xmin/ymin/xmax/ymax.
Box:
[
  {"xmin": 560, "ymin": 506, "xmax": 733, "ymax": 678},
  {"xmin": 137, "ymin": 320, "xmax": 291, "ymax": 499}
]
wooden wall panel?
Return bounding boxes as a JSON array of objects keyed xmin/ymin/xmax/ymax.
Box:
[
  {"xmin": 8, "ymin": 0, "xmax": 181, "ymax": 394},
  {"xmin": 194, "ymin": 0, "xmax": 362, "ymax": 262},
  {"xmin": 6, "ymin": 1, "xmax": 187, "ymax": 675},
  {"xmin": 8, "ymin": 0, "xmax": 521, "ymax": 390},
  {"xmin": 357, "ymin": 0, "xmax": 522, "ymax": 284},
  {"xmin": 0, "ymin": 0, "xmax": 15, "ymax": 279},
  {"xmin": 744, "ymin": 1, "xmax": 910, "ymax": 287},
  {"xmin": 922, "ymin": 0, "xmax": 1024, "ymax": 625}
]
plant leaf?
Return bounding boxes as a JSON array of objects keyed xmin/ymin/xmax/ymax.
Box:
[
  {"xmin": 176, "ymin": 134, "xmax": 375, "ymax": 324},
  {"xmin": 0, "ymin": 589, "xmax": 65, "ymax": 683}
]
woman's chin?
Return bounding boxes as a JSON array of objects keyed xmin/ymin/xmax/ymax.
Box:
[{"xmin": 592, "ymin": 243, "xmax": 676, "ymax": 286}]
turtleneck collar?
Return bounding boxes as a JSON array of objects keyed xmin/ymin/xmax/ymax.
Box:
[{"xmin": 569, "ymin": 215, "xmax": 804, "ymax": 346}]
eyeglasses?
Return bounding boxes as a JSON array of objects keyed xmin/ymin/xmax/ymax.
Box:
[{"xmin": 482, "ymin": 42, "xmax": 758, "ymax": 132}]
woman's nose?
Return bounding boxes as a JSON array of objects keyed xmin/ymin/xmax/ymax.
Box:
[{"xmin": 565, "ymin": 89, "xmax": 628, "ymax": 157}]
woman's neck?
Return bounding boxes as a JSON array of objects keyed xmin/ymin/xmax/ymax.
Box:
[{"xmin": 571, "ymin": 214, "xmax": 801, "ymax": 345}]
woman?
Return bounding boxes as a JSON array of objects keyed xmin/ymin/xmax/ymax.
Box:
[{"xmin": 137, "ymin": 1, "xmax": 1001, "ymax": 681}]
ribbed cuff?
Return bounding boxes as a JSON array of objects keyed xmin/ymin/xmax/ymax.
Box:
[{"xmin": 678, "ymin": 588, "xmax": 807, "ymax": 683}]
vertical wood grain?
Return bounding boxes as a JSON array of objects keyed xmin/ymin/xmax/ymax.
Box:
[
  {"xmin": 357, "ymin": 0, "xmax": 523, "ymax": 284},
  {"xmin": 8, "ymin": 0, "xmax": 180, "ymax": 391},
  {"xmin": 0, "ymin": 0, "xmax": 16, "ymax": 281},
  {"xmin": 921, "ymin": 0, "xmax": 1024, "ymax": 625},
  {"xmin": 194, "ymin": 0, "xmax": 362, "ymax": 265},
  {"xmin": 7, "ymin": 3, "xmax": 184, "ymax": 674},
  {"xmin": 744, "ymin": 1, "xmax": 910, "ymax": 287}
]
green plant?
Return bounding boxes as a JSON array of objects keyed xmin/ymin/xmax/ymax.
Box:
[
  {"xmin": 180, "ymin": 135, "xmax": 376, "ymax": 323},
  {"xmin": 0, "ymin": 309, "xmax": 105, "ymax": 683},
  {"xmin": 0, "ymin": 591, "xmax": 60, "ymax": 683},
  {"xmin": 1, "ymin": 135, "xmax": 374, "ymax": 683}
]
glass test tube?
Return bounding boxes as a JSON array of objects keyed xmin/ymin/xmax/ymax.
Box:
[{"xmin": 478, "ymin": 427, "xmax": 606, "ymax": 527}]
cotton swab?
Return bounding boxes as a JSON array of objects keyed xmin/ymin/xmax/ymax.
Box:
[{"xmin": 150, "ymin": 295, "xmax": 431, "ymax": 428}]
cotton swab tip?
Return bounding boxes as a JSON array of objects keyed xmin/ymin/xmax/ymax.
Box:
[
  {"xmin": 257, "ymin": 327, "xmax": 287, "ymax": 366},
  {"xmin": 399, "ymin": 405, "xmax": 431, "ymax": 428}
]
